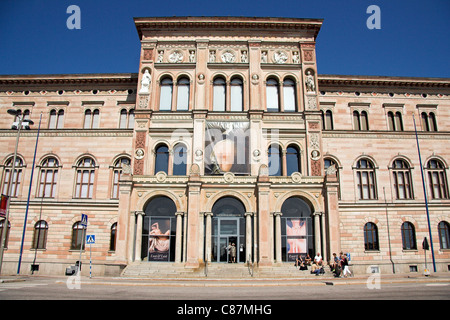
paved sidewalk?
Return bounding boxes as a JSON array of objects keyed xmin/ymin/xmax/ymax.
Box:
[{"xmin": 2, "ymin": 271, "xmax": 450, "ymax": 287}]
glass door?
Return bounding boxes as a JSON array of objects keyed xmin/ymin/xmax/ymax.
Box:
[{"xmin": 212, "ymin": 218, "xmax": 242, "ymax": 263}]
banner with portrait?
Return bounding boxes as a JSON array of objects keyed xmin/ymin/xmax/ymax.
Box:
[
  {"xmin": 148, "ymin": 217, "xmax": 171, "ymax": 261},
  {"xmin": 286, "ymin": 218, "xmax": 307, "ymax": 261},
  {"xmin": 204, "ymin": 121, "xmax": 250, "ymax": 175}
]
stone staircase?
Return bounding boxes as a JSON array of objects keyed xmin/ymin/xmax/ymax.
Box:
[{"xmin": 121, "ymin": 262, "xmax": 333, "ymax": 279}]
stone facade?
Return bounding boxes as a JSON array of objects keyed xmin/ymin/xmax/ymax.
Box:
[{"xmin": 0, "ymin": 17, "xmax": 449, "ymax": 276}]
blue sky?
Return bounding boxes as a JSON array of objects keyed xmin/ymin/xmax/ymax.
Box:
[{"xmin": 0, "ymin": 0, "xmax": 449, "ymax": 77}]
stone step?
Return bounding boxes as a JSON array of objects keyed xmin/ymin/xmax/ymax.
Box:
[{"xmin": 121, "ymin": 262, "xmax": 333, "ymax": 279}]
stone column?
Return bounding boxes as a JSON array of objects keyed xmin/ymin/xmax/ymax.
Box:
[
  {"xmin": 274, "ymin": 212, "xmax": 283, "ymax": 263},
  {"xmin": 325, "ymin": 172, "xmax": 340, "ymax": 259},
  {"xmin": 204, "ymin": 212, "xmax": 213, "ymax": 263},
  {"xmin": 134, "ymin": 211, "xmax": 144, "ymax": 262},
  {"xmin": 245, "ymin": 212, "xmax": 253, "ymax": 263},
  {"xmin": 116, "ymin": 174, "xmax": 132, "ymax": 264},
  {"xmin": 321, "ymin": 212, "xmax": 328, "ymax": 262},
  {"xmin": 314, "ymin": 212, "xmax": 322, "ymax": 256},
  {"xmin": 257, "ymin": 173, "xmax": 272, "ymax": 266},
  {"xmin": 185, "ymin": 178, "xmax": 201, "ymax": 268},
  {"xmin": 175, "ymin": 211, "xmax": 184, "ymax": 263}
]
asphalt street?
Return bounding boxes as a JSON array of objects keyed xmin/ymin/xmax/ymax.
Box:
[{"xmin": 1, "ymin": 274, "xmax": 449, "ymax": 300}]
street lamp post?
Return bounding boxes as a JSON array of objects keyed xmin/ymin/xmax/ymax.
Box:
[{"xmin": 0, "ymin": 110, "xmax": 33, "ymax": 275}]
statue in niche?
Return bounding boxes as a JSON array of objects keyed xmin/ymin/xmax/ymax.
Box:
[
  {"xmin": 189, "ymin": 50, "xmax": 196, "ymax": 63},
  {"xmin": 261, "ymin": 51, "xmax": 268, "ymax": 63},
  {"xmin": 241, "ymin": 50, "xmax": 248, "ymax": 63},
  {"xmin": 157, "ymin": 50, "xmax": 164, "ymax": 63},
  {"xmin": 209, "ymin": 50, "xmax": 216, "ymax": 62},
  {"xmin": 292, "ymin": 51, "xmax": 300, "ymax": 64},
  {"xmin": 139, "ymin": 70, "xmax": 151, "ymax": 94},
  {"xmin": 306, "ymin": 71, "xmax": 315, "ymax": 92}
]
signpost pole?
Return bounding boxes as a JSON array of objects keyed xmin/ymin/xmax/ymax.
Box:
[
  {"xmin": 89, "ymin": 242, "xmax": 92, "ymax": 279},
  {"xmin": 78, "ymin": 214, "xmax": 88, "ymax": 275}
]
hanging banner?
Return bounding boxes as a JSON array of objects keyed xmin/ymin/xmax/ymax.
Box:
[
  {"xmin": 0, "ymin": 194, "xmax": 8, "ymax": 218},
  {"xmin": 148, "ymin": 218, "xmax": 171, "ymax": 261},
  {"xmin": 204, "ymin": 121, "xmax": 250, "ymax": 175},
  {"xmin": 286, "ymin": 218, "xmax": 307, "ymax": 261}
]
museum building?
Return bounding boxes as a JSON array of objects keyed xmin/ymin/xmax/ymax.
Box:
[{"xmin": 0, "ymin": 17, "xmax": 449, "ymax": 276}]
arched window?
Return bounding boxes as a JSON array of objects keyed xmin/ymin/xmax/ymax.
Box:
[
  {"xmin": 364, "ymin": 222, "xmax": 379, "ymax": 251},
  {"xmin": 421, "ymin": 112, "xmax": 438, "ymax": 132},
  {"xmin": 176, "ymin": 77, "xmax": 190, "ymax": 111},
  {"xmin": 395, "ymin": 111, "xmax": 403, "ymax": 131},
  {"xmin": 392, "ymin": 159, "xmax": 413, "ymax": 199},
  {"xmin": 283, "ymin": 78, "xmax": 296, "ymax": 112},
  {"xmin": 119, "ymin": 109, "xmax": 135, "ymax": 129},
  {"xmin": 38, "ymin": 157, "xmax": 59, "ymax": 198},
  {"xmin": 49, "ymin": 109, "xmax": 64, "ymax": 129},
  {"xmin": 2, "ymin": 157, "xmax": 24, "ymax": 198},
  {"xmin": 360, "ymin": 111, "xmax": 369, "ymax": 130},
  {"xmin": 109, "ymin": 222, "xmax": 117, "ymax": 252},
  {"xmin": 230, "ymin": 77, "xmax": 243, "ymax": 112},
  {"xmin": 159, "ymin": 77, "xmax": 173, "ymax": 111},
  {"xmin": 32, "ymin": 220, "xmax": 48, "ymax": 249},
  {"xmin": 111, "ymin": 157, "xmax": 131, "ymax": 199},
  {"xmin": 173, "ymin": 144, "xmax": 187, "ymax": 176},
  {"xmin": 71, "ymin": 221, "xmax": 86, "ymax": 250},
  {"xmin": 154, "ymin": 144, "xmax": 169, "ymax": 174},
  {"xmin": 324, "ymin": 157, "xmax": 340, "ymax": 199},
  {"xmin": 353, "ymin": 111, "xmax": 361, "ymax": 130},
  {"xmin": 266, "ymin": 78, "xmax": 280, "ymax": 112},
  {"xmin": 286, "ymin": 145, "xmax": 300, "ymax": 176},
  {"xmin": 401, "ymin": 222, "xmax": 416, "ymax": 250},
  {"xmin": 438, "ymin": 221, "xmax": 450, "ymax": 250},
  {"xmin": 355, "ymin": 158, "xmax": 377, "ymax": 200},
  {"xmin": 429, "ymin": 112, "xmax": 437, "ymax": 131},
  {"xmin": 353, "ymin": 110, "xmax": 369, "ymax": 130},
  {"xmin": 84, "ymin": 109, "xmax": 100, "ymax": 129},
  {"xmin": 322, "ymin": 110, "xmax": 333, "ymax": 130},
  {"xmin": 213, "ymin": 77, "xmax": 226, "ymax": 111},
  {"xmin": 74, "ymin": 157, "xmax": 96, "ymax": 199},
  {"xmin": 387, "ymin": 111, "xmax": 403, "ymax": 131},
  {"xmin": 268, "ymin": 144, "xmax": 282, "ymax": 176},
  {"xmin": 426, "ymin": 159, "xmax": 449, "ymax": 199}
]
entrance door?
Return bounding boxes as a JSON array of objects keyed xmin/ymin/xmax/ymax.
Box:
[{"xmin": 213, "ymin": 218, "xmax": 243, "ymax": 263}]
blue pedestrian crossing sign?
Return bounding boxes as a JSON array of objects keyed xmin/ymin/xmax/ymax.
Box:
[
  {"xmin": 81, "ymin": 214, "xmax": 88, "ymax": 227},
  {"xmin": 86, "ymin": 235, "xmax": 95, "ymax": 244}
]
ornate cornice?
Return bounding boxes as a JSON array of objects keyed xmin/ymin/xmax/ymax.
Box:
[
  {"xmin": 0, "ymin": 73, "xmax": 138, "ymax": 86},
  {"xmin": 318, "ymin": 74, "xmax": 450, "ymax": 89},
  {"xmin": 134, "ymin": 16, "xmax": 323, "ymax": 40}
]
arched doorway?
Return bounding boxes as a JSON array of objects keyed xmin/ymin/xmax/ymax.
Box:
[
  {"xmin": 211, "ymin": 197, "xmax": 246, "ymax": 263},
  {"xmin": 141, "ymin": 196, "xmax": 177, "ymax": 261},
  {"xmin": 280, "ymin": 197, "xmax": 314, "ymax": 262}
]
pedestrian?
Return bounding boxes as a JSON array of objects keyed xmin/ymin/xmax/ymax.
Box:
[
  {"xmin": 230, "ymin": 243, "xmax": 237, "ymax": 263},
  {"xmin": 340, "ymin": 252, "xmax": 352, "ymax": 277}
]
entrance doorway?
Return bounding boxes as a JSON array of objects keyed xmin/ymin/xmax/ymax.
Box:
[
  {"xmin": 213, "ymin": 218, "xmax": 244, "ymax": 263},
  {"xmin": 210, "ymin": 197, "xmax": 247, "ymax": 263}
]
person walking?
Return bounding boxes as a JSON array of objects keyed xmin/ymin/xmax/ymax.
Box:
[
  {"xmin": 230, "ymin": 243, "xmax": 237, "ymax": 263},
  {"xmin": 340, "ymin": 252, "xmax": 352, "ymax": 277}
]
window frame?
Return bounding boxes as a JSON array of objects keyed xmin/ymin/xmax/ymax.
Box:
[
  {"xmin": 364, "ymin": 222, "xmax": 379, "ymax": 251},
  {"xmin": 74, "ymin": 157, "xmax": 96, "ymax": 199},
  {"xmin": 355, "ymin": 158, "xmax": 377, "ymax": 200}
]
